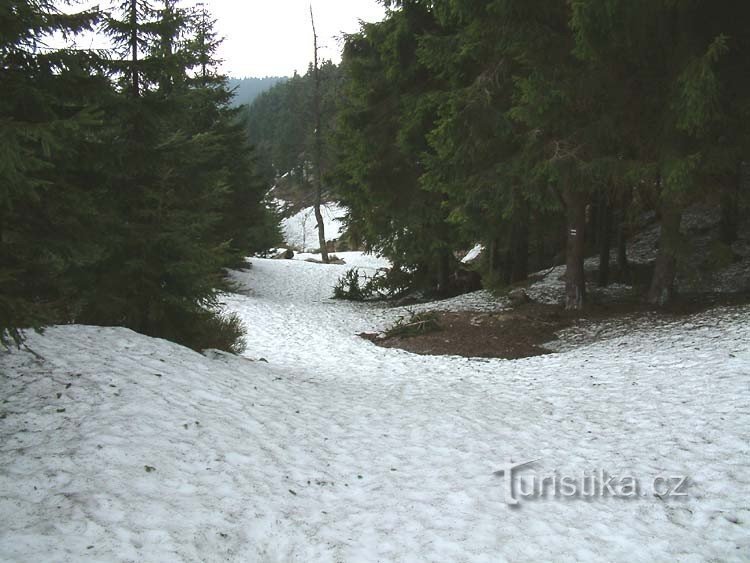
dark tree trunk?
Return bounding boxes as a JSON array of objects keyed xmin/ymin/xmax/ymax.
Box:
[
  {"xmin": 130, "ymin": 0, "xmax": 139, "ymax": 97},
  {"xmin": 488, "ymin": 238, "xmax": 498, "ymax": 276},
  {"xmin": 648, "ymin": 206, "xmax": 682, "ymax": 306},
  {"xmin": 310, "ymin": 6, "xmax": 328, "ymax": 263},
  {"xmin": 158, "ymin": 2, "xmax": 174, "ymax": 95},
  {"xmin": 313, "ymin": 204, "xmax": 327, "ymax": 257},
  {"xmin": 510, "ymin": 204, "xmax": 530, "ymax": 283},
  {"xmin": 615, "ymin": 188, "xmax": 632, "ymax": 284},
  {"xmin": 503, "ymin": 242, "xmax": 513, "ymax": 285},
  {"xmin": 597, "ymin": 196, "xmax": 612, "ymax": 287},
  {"xmin": 488, "ymin": 237, "xmax": 502, "ymax": 285},
  {"xmin": 616, "ymin": 223, "xmax": 629, "ymax": 283},
  {"xmin": 587, "ymin": 198, "xmax": 599, "ymax": 256},
  {"xmin": 719, "ymin": 167, "xmax": 741, "ymax": 245},
  {"xmin": 563, "ymin": 187, "xmax": 587, "ymax": 310},
  {"xmin": 436, "ymin": 250, "xmax": 451, "ymax": 293},
  {"xmin": 199, "ymin": 7, "xmax": 208, "ymax": 83}
]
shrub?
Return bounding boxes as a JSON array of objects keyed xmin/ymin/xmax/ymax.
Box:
[
  {"xmin": 368, "ymin": 266, "xmax": 413, "ymax": 298},
  {"xmin": 333, "ymin": 268, "xmax": 368, "ymax": 301},
  {"xmin": 332, "ymin": 266, "xmax": 414, "ymax": 301},
  {"xmin": 192, "ymin": 311, "xmax": 247, "ymax": 355},
  {"xmin": 146, "ymin": 307, "xmax": 247, "ymax": 354}
]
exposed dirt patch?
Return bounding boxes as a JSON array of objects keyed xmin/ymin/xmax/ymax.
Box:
[
  {"xmin": 361, "ymin": 303, "xmax": 570, "ymax": 360},
  {"xmin": 361, "ymin": 293, "xmax": 750, "ymax": 360}
]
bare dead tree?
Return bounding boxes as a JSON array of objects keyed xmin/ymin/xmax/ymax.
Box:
[{"xmin": 309, "ymin": 4, "xmax": 329, "ymax": 263}]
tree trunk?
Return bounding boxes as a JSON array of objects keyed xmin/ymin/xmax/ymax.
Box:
[
  {"xmin": 200, "ymin": 7, "xmax": 208, "ymax": 83},
  {"xmin": 648, "ymin": 206, "xmax": 682, "ymax": 306},
  {"xmin": 310, "ymin": 6, "xmax": 328, "ymax": 263},
  {"xmin": 616, "ymin": 222, "xmax": 629, "ymax": 283},
  {"xmin": 313, "ymin": 203, "xmax": 327, "ymax": 257},
  {"xmin": 436, "ymin": 250, "xmax": 451, "ymax": 294},
  {"xmin": 503, "ymin": 238, "xmax": 513, "ymax": 285},
  {"xmin": 597, "ymin": 196, "xmax": 612, "ymax": 287},
  {"xmin": 719, "ymin": 165, "xmax": 741, "ymax": 245},
  {"xmin": 615, "ymin": 188, "xmax": 632, "ymax": 284},
  {"xmin": 488, "ymin": 237, "xmax": 500, "ymax": 285},
  {"xmin": 130, "ymin": 0, "xmax": 139, "ymax": 97},
  {"xmin": 488, "ymin": 238, "xmax": 497, "ymax": 276},
  {"xmin": 510, "ymin": 204, "xmax": 530, "ymax": 283},
  {"xmin": 158, "ymin": 2, "xmax": 174, "ymax": 95},
  {"xmin": 563, "ymin": 187, "xmax": 586, "ymax": 310}
]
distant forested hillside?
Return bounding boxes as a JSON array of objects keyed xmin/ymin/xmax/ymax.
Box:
[
  {"xmin": 242, "ymin": 64, "xmax": 341, "ymax": 190},
  {"xmin": 228, "ymin": 76, "xmax": 288, "ymax": 107}
]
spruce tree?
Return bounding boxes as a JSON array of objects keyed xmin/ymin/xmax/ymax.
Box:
[
  {"xmin": 571, "ymin": 0, "xmax": 750, "ymax": 305},
  {"xmin": 78, "ymin": 1, "xmax": 278, "ymax": 349},
  {"xmin": 333, "ymin": 1, "xmax": 461, "ymax": 292},
  {"xmin": 418, "ymin": 1, "xmax": 540, "ymax": 286},
  {"xmin": 84, "ymin": 0, "xmax": 240, "ymax": 350},
  {"xmin": 0, "ymin": 0, "xmax": 103, "ymax": 345}
]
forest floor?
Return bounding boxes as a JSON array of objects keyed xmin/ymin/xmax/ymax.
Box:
[
  {"xmin": 361, "ymin": 303, "xmax": 568, "ymax": 360},
  {"xmin": 1, "ymin": 252, "xmax": 748, "ymax": 562},
  {"xmin": 364, "ymin": 293, "xmax": 750, "ymax": 360}
]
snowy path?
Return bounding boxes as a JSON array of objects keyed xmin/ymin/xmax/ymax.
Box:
[{"xmin": 1, "ymin": 255, "xmax": 749, "ymax": 562}]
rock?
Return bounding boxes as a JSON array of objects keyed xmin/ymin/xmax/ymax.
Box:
[
  {"xmin": 508, "ymin": 288, "xmax": 531, "ymax": 306},
  {"xmin": 272, "ymin": 249, "xmax": 294, "ymax": 260},
  {"xmin": 305, "ymin": 255, "xmax": 346, "ymax": 265},
  {"xmin": 451, "ymin": 268, "xmax": 482, "ymax": 294}
]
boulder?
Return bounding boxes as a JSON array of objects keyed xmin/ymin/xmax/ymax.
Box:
[
  {"xmin": 272, "ymin": 249, "xmax": 295, "ymax": 260},
  {"xmin": 508, "ymin": 288, "xmax": 531, "ymax": 306}
]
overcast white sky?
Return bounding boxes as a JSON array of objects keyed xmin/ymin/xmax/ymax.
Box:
[
  {"xmin": 208, "ymin": 0, "xmax": 386, "ymax": 77},
  {"xmin": 59, "ymin": 1, "xmax": 385, "ymax": 78}
]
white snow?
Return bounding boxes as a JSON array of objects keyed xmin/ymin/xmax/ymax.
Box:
[
  {"xmin": 462, "ymin": 244, "xmax": 484, "ymax": 264},
  {"xmin": 291, "ymin": 251, "xmax": 390, "ymax": 271},
  {"xmin": 1, "ymin": 256, "xmax": 749, "ymax": 562},
  {"xmin": 280, "ymin": 203, "xmax": 347, "ymax": 252},
  {"xmin": 405, "ymin": 289, "xmax": 509, "ymax": 314}
]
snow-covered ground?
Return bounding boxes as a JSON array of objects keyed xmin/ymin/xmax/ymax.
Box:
[
  {"xmin": 291, "ymin": 251, "xmax": 390, "ymax": 271},
  {"xmin": 1, "ymin": 254, "xmax": 749, "ymax": 562},
  {"xmin": 280, "ymin": 203, "xmax": 346, "ymax": 252},
  {"xmin": 461, "ymin": 243, "xmax": 484, "ymax": 264}
]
